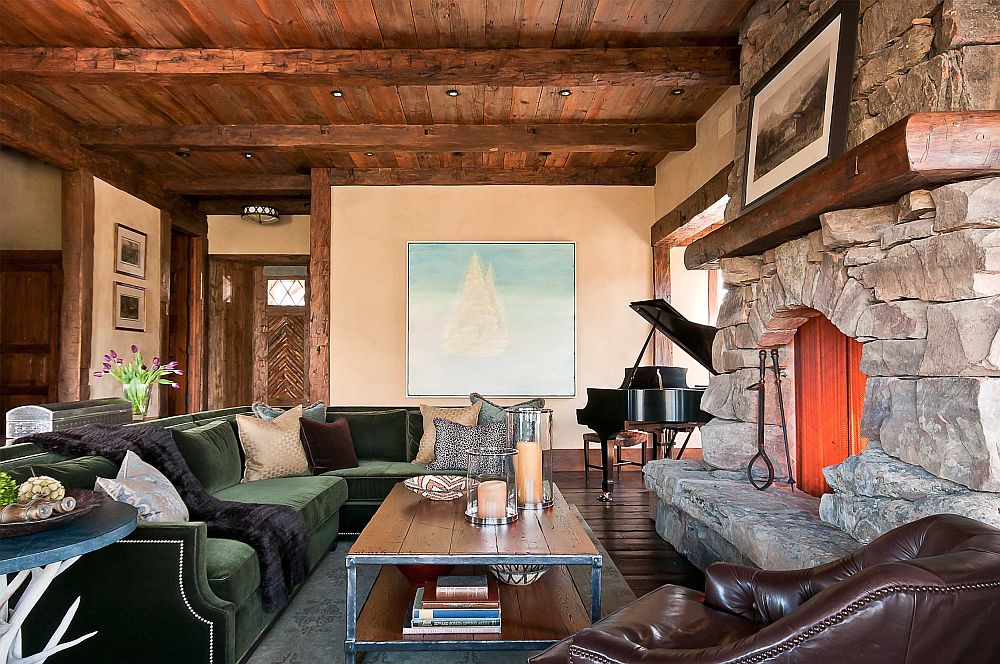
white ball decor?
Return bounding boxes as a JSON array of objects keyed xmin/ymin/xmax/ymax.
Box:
[{"xmin": 18, "ymin": 476, "xmax": 66, "ymax": 503}]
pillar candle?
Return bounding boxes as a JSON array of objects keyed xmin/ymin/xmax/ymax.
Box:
[
  {"xmin": 515, "ymin": 441, "xmax": 543, "ymax": 505},
  {"xmin": 477, "ymin": 480, "xmax": 507, "ymax": 519}
]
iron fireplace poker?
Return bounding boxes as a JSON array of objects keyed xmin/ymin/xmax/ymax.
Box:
[{"xmin": 745, "ymin": 349, "xmax": 795, "ymax": 492}]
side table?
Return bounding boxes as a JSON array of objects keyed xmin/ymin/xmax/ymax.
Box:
[{"xmin": 0, "ymin": 500, "xmax": 137, "ymax": 663}]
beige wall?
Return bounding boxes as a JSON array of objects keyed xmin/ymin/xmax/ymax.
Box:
[
  {"xmin": 329, "ymin": 185, "xmax": 654, "ymax": 449},
  {"xmin": 0, "ymin": 148, "xmax": 62, "ymax": 250},
  {"xmin": 208, "ymin": 214, "xmax": 309, "ymax": 254},
  {"xmin": 90, "ymin": 178, "xmax": 163, "ymax": 415}
]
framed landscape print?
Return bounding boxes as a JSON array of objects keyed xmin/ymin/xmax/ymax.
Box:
[
  {"xmin": 407, "ymin": 242, "xmax": 576, "ymax": 397},
  {"xmin": 742, "ymin": 1, "xmax": 857, "ymax": 209},
  {"xmin": 115, "ymin": 223, "xmax": 147, "ymax": 278},
  {"xmin": 114, "ymin": 282, "xmax": 146, "ymax": 331}
]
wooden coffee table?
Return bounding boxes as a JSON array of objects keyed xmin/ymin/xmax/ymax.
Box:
[{"xmin": 345, "ymin": 483, "xmax": 602, "ymax": 663}]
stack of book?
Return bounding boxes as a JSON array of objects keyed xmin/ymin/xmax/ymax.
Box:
[{"xmin": 402, "ymin": 575, "xmax": 501, "ymax": 640}]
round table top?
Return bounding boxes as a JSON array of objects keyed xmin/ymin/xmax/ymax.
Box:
[{"xmin": 0, "ymin": 500, "xmax": 138, "ymax": 574}]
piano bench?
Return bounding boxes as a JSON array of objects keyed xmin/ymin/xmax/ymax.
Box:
[{"xmin": 582, "ymin": 431, "xmax": 650, "ymax": 482}]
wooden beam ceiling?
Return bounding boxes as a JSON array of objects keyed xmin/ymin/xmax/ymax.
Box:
[
  {"xmin": 0, "ymin": 46, "xmax": 739, "ymax": 88},
  {"xmin": 81, "ymin": 123, "xmax": 696, "ymax": 153}
]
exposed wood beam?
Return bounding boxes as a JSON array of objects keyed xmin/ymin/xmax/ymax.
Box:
[
  {"xmin": 163, "ymin": 174, "xmax": 311, "ymax": 195},
  {"xmin": 196, "ymin": 197, "xmax": 311, "ymax": 215},
  {"xmin": 326, "ymin": 167, "xmax": 655, "ymax": 186},
  {"xmin": 307, "ymin": 168, "xmax": 331, "ymax": 404},
  {"xmin": 0, "ymin": 86, "xmax": 207, "ymax": 235},
  {"xmin": 685, "ymin": 112, "xmax": 1000, "ymax": 269},
  {"xmin": 81, "ymin": 123, "xmax": 695, "ymax": 153},
  {"xmin": 652, "ymin": 164, "xmax": 732, "ymax": 247},
  {"xmin": 0, "ymin": 46, "xmax": 739, "ymax": 87},
  {"xmin": 59, "ymin": 169, "xmax": 94, "ymax": 402}
]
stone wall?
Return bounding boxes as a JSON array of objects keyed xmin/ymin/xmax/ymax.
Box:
[
  {"xmin": 727, "ymin": 0, "xmax": 1000, "ymax": 219},
  {"xmin": 706, "ymin": 176, "xmax": 1000, "ymax": 541}
]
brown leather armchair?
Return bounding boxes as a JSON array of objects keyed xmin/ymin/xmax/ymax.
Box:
[{"xmin": 531, "ymin": 514, "xmax": 1000, "ymax": 663}]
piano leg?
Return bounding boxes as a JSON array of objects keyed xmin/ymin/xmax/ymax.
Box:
[{"xmin": 599, "ymin": 436, "xmax": 614, "ymax": 502}]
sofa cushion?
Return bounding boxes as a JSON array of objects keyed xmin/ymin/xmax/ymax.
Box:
[
  {"xmin": 329, "ymin": 409, "xmax": 408, "ymax": 461},
  {"xmin": 205, "ymin": 538, "xmax": 260, "ymax": 606},
  {"xmin": 300, "ymin": 416, "xmax": 359, "ymax": 474},
  {"xmin": 236, "ymin": 406, "xmax": 310, "ymax": 482},
  {"xmin": 212, "ymin": 475, "xmax": 348, "ymax": 533},
  {"xmin": 172, "ymin": 420, "xmax": 243, "ymax": 493},
  {"xmin": 5, "ymin": 455, "xmax": 118, "ymax": 488},
  {"xmin": 322, "ymin": 460, "xmax": 432, "ymax": 501},
  {"xmin": 471, "ymin": 393, "xmax": 545, "ymax": 424},
  {"xmin": 405, "ymin": 410, "xmax": 423, "ymax": 462}
]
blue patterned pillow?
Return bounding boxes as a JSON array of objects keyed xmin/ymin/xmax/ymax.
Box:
[
  {"xmin": 427, "ymin": 418, "xmax": 507, "ymax": 474},
  {"xmin": 95, "ymin": 451, "xmax": 189, "ymax": 522},
  {"xmin": 252, "ymin": 400, "xmax": 326, "ymax": 422},
  {"xmin": 470, "ymin": 393, "xmax": 545, "ymax": 425}
]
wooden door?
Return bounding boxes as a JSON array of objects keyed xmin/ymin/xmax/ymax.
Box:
[
  {"xmin": 252, "ymin": 267, "xmax": 309, "ymax": 406},
  {"xmin": 794, "ymin": 315, "xmax": 868, "ymax": 495},
  {"xmin": 0, "ymin": 251, "xmax": 62, "ymax": 424}
]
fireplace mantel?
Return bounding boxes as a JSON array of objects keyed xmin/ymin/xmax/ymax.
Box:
[{"xmin": 684, "ymin": 111, "xmax": 1000, "ymax": 270}]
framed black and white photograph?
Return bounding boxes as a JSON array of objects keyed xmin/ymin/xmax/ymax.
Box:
[
  {"xmin": 115, "ymin": 223, "xmax": 147, "ymax": 278},
  {"xmin": 114, "ymin": 282, "xmax": 146, "ymax": 331},
  {"xmin": 742, "ymin": 2, "xmax": 857, "ymax": 209}
]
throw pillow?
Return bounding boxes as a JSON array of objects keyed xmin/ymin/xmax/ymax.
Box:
[
  {"xmin": 426, "ymin": 418, "xmax": 507, "ymax": 473},
  {"xmin": 236, "ymin": 405, "xmax": 309, "ymax": 482},
  {"xmin": 415, "ymin": 402, "xmax": 483, "ymax": 464},
  {"xmin": 328, "ymin": 409, "xmax": 408, "ymax": 460},
  {"xmin": 300, "ymin": 416, "xmax": 359, "ymax": 474},
  {"xmin": 95, "ymin": 450, "xmax": 189, "ymax": 522},
  {"xmin": 252, "ymin": 400, "xmax": 326, "ymax": 422},
  {"xmin": 172, "ymin": 420, "xmax": 243, "ymax": 493},
  {"xmin": 470, "ymin": 393, "xmax": 546, "ymax": 425}
]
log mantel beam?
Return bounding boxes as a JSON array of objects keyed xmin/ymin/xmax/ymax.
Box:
[
  {"xmin": 0, "ymin": 46, "xmax": 739, "ymax": 87},
  {"xmin": 81, "ymin": 123, "xmax": 695, "ymax": 153}
]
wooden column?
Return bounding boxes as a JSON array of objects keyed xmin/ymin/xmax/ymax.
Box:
[
  {"xmin": 158, "ymin": 211, "xmax": 172, "ymax": 415},
  {"xmin": 652, "ymin": 245, "xmax": 673, "ymax": 365},
  {"xmin": 186, "ymin": 235, "xmax": 208, "ymax": 412},
  {"xmin": 307, "ymin": 169, "xmax": 332, "ymax": 403},
  {"xmin": 58, "ymin": 169, "xmax": 94, "ymax": 402}
]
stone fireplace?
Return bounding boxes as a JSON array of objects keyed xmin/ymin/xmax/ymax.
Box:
[{"xmin": 645, "ymin": 176, "xmax": 1000, "ymax": 569}]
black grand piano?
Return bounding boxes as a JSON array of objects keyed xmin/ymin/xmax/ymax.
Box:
[{"xmin": 577, "ymin": 298, "xmax": 718, "ymax": 501}]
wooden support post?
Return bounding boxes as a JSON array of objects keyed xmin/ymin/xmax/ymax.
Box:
[
  {"xmin": 58, "ymin": 169, "xmax": 94, "ymax": 401},
  {"xmin": 652, "ymin": 245, "xmax": 673, "ymax": 365},
  {"xmin": 308, "ymin": 169, "xmax": 332, "ymax": 403},
  {"xmin": 158, "ymin": 211, "xmax": 172, "ymax": 416},
  {"xmin": 186, "ymin": 235, "xmax": 208, "ymax": 412}
]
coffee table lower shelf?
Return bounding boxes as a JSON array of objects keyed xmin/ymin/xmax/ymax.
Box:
[{"xmin": 348, "ymin": 563, "xmax": 592, "ymax": 660}]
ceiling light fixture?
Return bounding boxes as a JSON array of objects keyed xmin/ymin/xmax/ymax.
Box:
[
  {"xmin": 243, "ymin": 152, "xmax": 254, "ymax": 159},
  {"xmin": 627, "ymin": 150, "xmax": 638, "ymax": 156},
  {"xmin": 330, "ymin": 89, "xmax": 344, "ymax": 97},
  {"xmin": 488, "ymin": 147, "xmax": 499, "ymax": 152},
  {"xmin": 671, "ymin": 88, "xmax": 685, "ymax": 95},
  {"xmin": 452, "ymin": 151, "xmax": 465, "ymax": 157},
  {"xmin": 241, "ymin": 205, "xmax": 279, "ymax": 225},
  {"xmin": 364, "ymin": 151, "xmax": 375, "ymax": 157},
  {"xmin": 538, "ymin": 151, "xmax": 552, "ymax": 157},
  {"xmin": 175, "ymin": 148, "xmax": 191, "ymax": 158},
  {"xmin": 558, "ymin": 89, "xmax": 572, "ymax": 96},
  {"xmin": 446, "ymin": 89, "xmax": 461, "ymax": 97}
]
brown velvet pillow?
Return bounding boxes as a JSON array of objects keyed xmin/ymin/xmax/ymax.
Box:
[{"xmin": 299, "ymin": 416, "xmax": 359, "ymax": 474}]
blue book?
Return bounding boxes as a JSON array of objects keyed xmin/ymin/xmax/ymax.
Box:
[{"xmin": 411, "ymin": 588, "xmax": 501, "ymax": 620}]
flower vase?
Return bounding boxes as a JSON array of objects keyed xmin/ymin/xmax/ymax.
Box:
[{"xmin": 123, "ymin": 381, "xmax": 152, "ymax": 420}]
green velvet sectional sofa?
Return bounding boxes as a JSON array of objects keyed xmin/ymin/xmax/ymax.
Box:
[{"xmin": 0, "ymin": 405, "xmax": 433, "ymax": 664}]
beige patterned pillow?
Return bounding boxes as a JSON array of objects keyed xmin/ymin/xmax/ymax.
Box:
[
  {"xmin": 415, "ymin": 402, "xmax": 482, "ymax": 464},
  {"xmin": 237, "ymin": 405, "xmax": 309, "ymax": 482}
]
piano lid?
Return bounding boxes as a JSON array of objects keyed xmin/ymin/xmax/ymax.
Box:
[{"xmin": 630, "ymin": 298, "xmax": 718, "ymax": 376}]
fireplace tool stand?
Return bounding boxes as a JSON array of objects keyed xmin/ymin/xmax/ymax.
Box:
[{"xmin": 746, "ymin": 349, "xmax": 795, "ymax": 492}]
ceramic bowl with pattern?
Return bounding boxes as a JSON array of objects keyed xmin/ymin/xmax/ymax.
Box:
[
  {"xmin": 488, "ymin": 564, "xmax": 549, "ymax": 585},
  {"xmin": 403, "ymin": 475, "xmax": 474, "ymax": 501}
]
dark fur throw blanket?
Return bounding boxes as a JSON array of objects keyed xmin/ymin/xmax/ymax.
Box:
[{"xmin": 22, "ymin": 423, "xmax": 308, "ymax": 613}]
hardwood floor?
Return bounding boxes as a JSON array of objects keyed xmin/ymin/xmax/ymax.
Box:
[{"xmin": 555, "ymin": 470, "xmax": 704, "ymax": 598}]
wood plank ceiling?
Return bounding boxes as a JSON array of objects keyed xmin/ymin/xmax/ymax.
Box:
[{"xmin": 0, "ymin": 0, "xmax": 751, "ymax": 208}]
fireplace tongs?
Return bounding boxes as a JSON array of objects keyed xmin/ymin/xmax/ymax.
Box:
[{"xmin": 745, "ymin": 349, "xmax": 795, "ymax": 492}]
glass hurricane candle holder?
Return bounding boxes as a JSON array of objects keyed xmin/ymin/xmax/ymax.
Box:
[
  {"xmin": 465, "ymin": 447, "xmax": 518, "ymax": 526},
  {"xmin": 506, "ymin": 408, "xmax": 554, "ymax": 510}
]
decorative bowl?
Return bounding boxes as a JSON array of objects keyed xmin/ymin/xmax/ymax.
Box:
[
  {"xmin": 403, "ymin": 475, "xmax": 473, "ymax": 501},
  {"xmin": 488, "ymin": 563, "xmax": 549, "ymax": 586},
  {"xmin": 0, "ymin": 489, "xmax": 105, "ymax": 537}
]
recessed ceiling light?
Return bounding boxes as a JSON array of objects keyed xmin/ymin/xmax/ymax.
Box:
[
  {"xmin": 538, "ymin": 151, "xmax": 552, "ymax": 157},
  {"xmin": 445, "ymin": 89, "xmax": 461, "ymax": 97},
  {"xmin": 175, "ymin": 148, "xmax": 191, "ymax": 157},
  {"xmin": 330, "ymin": 89, "xmax": 344, "ymax": 97},
  {"xmin": 452, "ymin": 151, "xmax": 465, "ymax": 157},
  {"xmin": 243, "ymin": 152, "xmax": 254, "ymax": 159},
  {"xmin": 558, "ymin": 89, "xmax": 572, "ymax": 97},
  {"xmin": 364, "ymin": 151, "xmax": 375, "ymax": 157},
  {"xmin": 671, "ymin": 88, "xmax": 685, "ymax": 95},
  {"xmin": 627, "ymin": 150, "xmax": 638, "ymax": 156},
  {"xmin": 488, "ymin": 146, "xmax": 499, "ymax": 152}
]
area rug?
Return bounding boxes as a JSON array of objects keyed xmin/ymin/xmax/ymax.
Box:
[{"xmin": 249, "ymin": 506, "xmax": 637, "ymax": 664}]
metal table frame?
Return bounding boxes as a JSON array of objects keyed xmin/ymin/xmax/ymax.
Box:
[{"xmin": 345, "ymin": 552, "xmax": 603, "ymax": 663}]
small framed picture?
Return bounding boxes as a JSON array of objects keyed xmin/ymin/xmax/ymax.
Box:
[
  {"xmin": 114, "ymin": 282, "xmax": 146, "ymax": 331},
  {"xmin": 115, "ymin": 223, "xmax": 147, "ymax": 278}
]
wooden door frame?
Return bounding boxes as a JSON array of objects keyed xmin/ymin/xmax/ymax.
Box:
[{"xmin": 252, "ymin": 265, "xmax": 310, "ymax": 405}]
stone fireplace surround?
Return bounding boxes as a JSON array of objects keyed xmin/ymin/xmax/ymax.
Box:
[{"xmin": 644, "ymin": 176, "xmax": 1000, "ymax": 570}]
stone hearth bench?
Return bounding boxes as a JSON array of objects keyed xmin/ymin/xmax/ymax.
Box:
[{"xmin": 643, "ymin": 459, "xmax": 859, "ymax": 570}]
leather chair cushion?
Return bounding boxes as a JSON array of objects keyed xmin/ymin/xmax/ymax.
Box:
[{"xmin": 212, "ymin": 475, "xmax": 348, "ymax": 533}]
